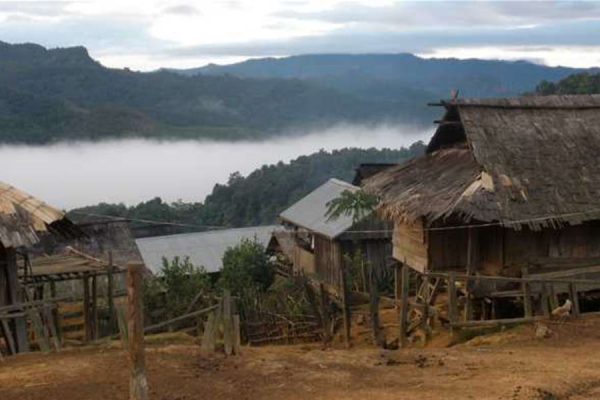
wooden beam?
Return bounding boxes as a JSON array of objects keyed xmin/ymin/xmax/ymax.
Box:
[
  {"xmin": 127, "ymin": 262, "xmax": 149, "ymax": 400},
  {"xmin": 464, "ymin": 227, "xmax": 478, "ymax": 321},
  {"xmin": 91, "ymin": 274, "xmax": 98, "ymax": 340},
  {"xmin": 339, "ymin": 263, "xmax": 351, "ymax": 348}
]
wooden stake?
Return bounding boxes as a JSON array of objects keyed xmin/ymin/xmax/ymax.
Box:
[
  {"xmin": 107, "ymin": 251, "xmax": 116, "ymax": 334},
  {"xmin": 127, "ymin": 262, "xmax": 149, "ymax": 400},
  {"xmin": 369, "ymin": 266, "xmax": 384, "ymax": 347},
  {"xmin": 399, "ymin": 264, "xmax": 410, "ymax": 349},
  {"xmin": 223, "ymin": 290, "xmax": 233, "ymax": 356},
  {"xmin": 522, "ymin": 267, "xmax": 532, "ymax": 319},
  {"xmin": 83, "ymin": 273, "xmax": 91, "ymax": 342},
  {"xmin": 6, "ymin": 249, "xmax": 28, "ymax": 353},
  {"xmin": 569, "ymin": 283, "xmax": 580, "ymax": 318},
  {"xmin": 233, "ymin": 314, "xmax": 241, "ymax": 355},
  {"xmin": 91, "ymin": 274, "xmax": 98, "ymax": 340},
  {"xmin": 339, "ymin": 264, "xmax": 351, "ymax": 348}
]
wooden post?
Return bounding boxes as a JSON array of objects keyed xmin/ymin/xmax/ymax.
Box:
[
  {"xmin": 223, "ymin": 290, "xmax": 233, "ymax": 356},
  {"xmin": 233, "ymin": 315, "xmax": 241, "ymax": 355},
  {"xmin": 521, "ymin": 267, "xmax": 532, "ymax": 318},
  {"xmin": 127, "ymin": 262, "xmax": 149, "ymax": 400},
  {"xmin": 541, "ymin": 283, "xmax": 551, "ymax": 318},
  {"xmin": 91, "ymin": 274, "xmax": 98, "ymax": 340},
  {"xmin": 83, "ymin": 273, "xmax": 91, "ymax": 342},
  {"xmin": 6, "ymin": 249, "xmax": 29, "ymax": 353},
  {"xmin": 464, "ymin": 227, "xmax": 478, "ymax": 321},
  {"xmin": 107, "ymin": 251, "xmax": 116, "ymax": 334},
  {"xmin": 319, "ymin": 283, "xmax": 331, "ymax": 344},
  {"xmin": 447, "ymin": 272, "xmax": 458, "ymax": 334},
  {"xmin": 339, "ymin": 264, "xmax": 351, "ymax": 348},
  {"xmin": 368, "ymin": 266, "xmax": 384, "ymax": 347},
  {"xmin": 548, "ymin": 284, "xmax": 559, "ymax": 311},
  {"xmin": 399, "ymin": 264, "xmax": 410, "ymax": 348},
  {"xmin": 394, "ymin": 265, "xmax": 400, "ymax": 310},
  {"xmin": 569, "ymin": 283, "xmax": 580, "ymax": 318}
]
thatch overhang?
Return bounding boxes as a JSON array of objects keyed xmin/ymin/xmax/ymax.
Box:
[
  {"xmin": 365, "ymin": 94, "xmax": 600, "ymax": 230},
  {"xmin": 0, "ymin": 182, "xmax": 80, "ymax": 248}
]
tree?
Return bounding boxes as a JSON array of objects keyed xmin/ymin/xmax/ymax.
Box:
[
  {"xmin": 218, "ymin": 238, "xmax": 273, "ymax": 296},
  {"xmin": 325, "ymin": 189, "xmax": 379, "ymax": 224}
]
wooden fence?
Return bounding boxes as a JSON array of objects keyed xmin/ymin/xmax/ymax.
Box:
[{"xmin": 395, "ymin": 265, "xmax": 600, "ymax": 347}]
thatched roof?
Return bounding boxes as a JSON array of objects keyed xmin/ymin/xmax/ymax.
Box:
[
  {"xmin": 365, "ymin": 95, "xmax": 600, "ymax": 230},
  {"xmin": 0, "ymin": 182, "xmax": 79, "ymax": 248}
]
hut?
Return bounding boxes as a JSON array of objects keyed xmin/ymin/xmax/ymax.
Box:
[
  {"xmin": 364, "ymin": 95, "xmax": 600, "ymax": 308},
  {"xmin": 0, "ymin": 181, "xmax": 79, "ymax": 353},
  {"xmin": 274, "ymin": 178, "xmax": 392, "ymax": 292}
]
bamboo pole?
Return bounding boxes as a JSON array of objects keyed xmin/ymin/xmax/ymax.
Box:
[{"xmin": 127, "ymin": 262, "xmax": 149, "ymax": 400}]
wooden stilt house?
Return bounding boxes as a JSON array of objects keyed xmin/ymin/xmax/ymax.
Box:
[
  {"xmin": 274, "ymin": 178, "xmax": 392, "ymax": 292},
  {"xmin": 364, "ymin": 95, "xmax": 600, "ymax": 305},
  {"xmin": 0, "ymin": 181, "xmax": 79, "ymax": 353}
]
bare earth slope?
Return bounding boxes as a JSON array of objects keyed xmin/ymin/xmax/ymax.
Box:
[{"xmin": 2, "ymin": 317, "xmax": 600, "ymax": 400}]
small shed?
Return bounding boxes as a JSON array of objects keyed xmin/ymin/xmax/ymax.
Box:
[
  {"xmin": 0, "ymin": 181, "xmax": 79, "ymax": 353},
  {"xmin": 364, "ymin": 95, "xmax": 600, "ymax": 287},
  {"xmin": 275, "ymin": 178, "xmax": 392, "ymax": 291},
  {"xmin": 136, "ymin": 225, "xmax": 278, "ymax": 274}
]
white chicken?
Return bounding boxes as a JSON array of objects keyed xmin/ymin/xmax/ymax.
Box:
[{"xmin": 551, "ymin": 299, "xmax": 572, "ymax": 321}]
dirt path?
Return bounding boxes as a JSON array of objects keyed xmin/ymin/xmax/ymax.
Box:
[{"xmin": 2, "ymin": 318, "xmax": 600, "ymax": 400}]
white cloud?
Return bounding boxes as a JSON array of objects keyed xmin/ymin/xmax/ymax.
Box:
[{"xmin": 1, "ymin": 0, "xmax": 600, "ymax": 69}]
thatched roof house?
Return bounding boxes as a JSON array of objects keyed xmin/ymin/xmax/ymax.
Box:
[
  {"xmin": 0, "ymin": 182, "xmax": 78, "ymax": 248},
  {"xmin": 0, "ymin": 181, "xmax": 79, "ymax": 353},
  {"xmin": 364, "ymin": 95, "xmax": 600, "ymax": 278}
]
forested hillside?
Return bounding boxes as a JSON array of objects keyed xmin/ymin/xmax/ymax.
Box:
[
  {"xmin": 534, "ymin": 72, "xmax": 600, "ymax": 95},
  {"xmin": 0, "ymin": 41, "xmax": 589, "ymax": 144},
  {"xmin": 69, "ymin": 143, "xmax": 425, "ymax": 231},
  {"xmin": 0, "ymin": 42, "xmax": 399, "ymax": 144}
]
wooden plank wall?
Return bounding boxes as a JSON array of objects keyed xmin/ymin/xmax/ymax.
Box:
[
  {"xmin": 314, "ymin": 235, "xmax": 343, "ymax": 288},
  {"xmin": 393, "ymin": 220, "xmax": 428, "ymax": 273},
  {"xmin": 294, "ymin": 245, "xmax": 316, "ymax": 275}
]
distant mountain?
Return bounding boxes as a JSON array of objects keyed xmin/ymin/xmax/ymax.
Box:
[
  {"xmin": 0, "ymin": 42, "xmax": 590, "ymax": 144},
  {"xmin": 0, "ymin": 42, "xmax": 401, "ymax": 144},
  {"xmin": 180, "ymin": 53, "xmax": 583, "ymax": 100}
]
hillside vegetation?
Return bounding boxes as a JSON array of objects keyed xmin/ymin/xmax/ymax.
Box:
[
  {"xmin": 0, "ymin": 41, "xmax": 586, "ymax": 144},
  {"xmin": 69, "ymin": 144, "xmax": 425, "ymax": 230},
  {"xmin": 534, "ymin": 72, "xmax": 600, "ymax": 95}
]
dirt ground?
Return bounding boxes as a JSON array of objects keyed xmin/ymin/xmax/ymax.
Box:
[{"xmin": 2, "ymin": 316, "xmax": 600, "ymax": 400}]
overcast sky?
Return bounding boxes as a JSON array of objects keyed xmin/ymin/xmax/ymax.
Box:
[{"xmin": 1, "ymin": 0, "xmax": 600, "ymax": 70}]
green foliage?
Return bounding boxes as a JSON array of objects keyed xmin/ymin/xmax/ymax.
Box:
[
  {"xmin": 326, "ymin": 189, "xmax": 379, "ymax": 224},
  {"xmin": 218, "ymin": 238, "xmax": 273, "ymax": 296},
  {"xmin": 69, "ymin": 145, "xmax": 425, "ymax": 228},
  {"xmin": 534, "ymin": 72, "xmax": 600, "ymax": 95},
  {"xmin": 143, "ymin": 256, "xmax": 211, "ymax": 324}
]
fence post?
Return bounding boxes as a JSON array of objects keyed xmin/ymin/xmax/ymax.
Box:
[
  {"xmin": 339, "ymin": 264, "xmax": 351, "ymax": 348},
  {"xmin": 521, "ymin": 267, "xmax": 532, "ymax": 319},
  {"xmin": 127, "ymin": 262, "xmax": 149, "ymax": 400},
  {"xmin": 447, "ymin": 272, "xmax": 458, "ymax": 334},
  {"xmin": 107, "ymin": 251, "xmax": 116, "ymax": 334},
  {"xmin": 541, "ymin": 283, "xmax": 551, "ymax": 318},
  {"xmin": 569, "ymin": 283, "xmax": 580, "ymax": 318},
  {"xmin": 399, "ymin": 264, "xmax": 410, "ymax": 348}
]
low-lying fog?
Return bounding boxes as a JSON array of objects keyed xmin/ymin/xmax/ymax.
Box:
[{"xmin": 1, "ymin": 124, "xmax": 431, "ymax": 209}]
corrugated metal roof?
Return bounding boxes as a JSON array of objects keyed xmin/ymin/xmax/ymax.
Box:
[
  {"xmin": 279, "ymin": 178, "xmax": 358, "ymax": 239},
  {"xmin": 135, "ymin": 225, "xmax": 278, "ymax": 274}
]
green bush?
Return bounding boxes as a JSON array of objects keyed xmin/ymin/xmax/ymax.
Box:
[
  {"xmin": 143, "ymin": 256, "xmax": 211, "ymax": 324},
  {"xmin": 218, "ymin": 238, "xmax": 273, "ymax": 296}
]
